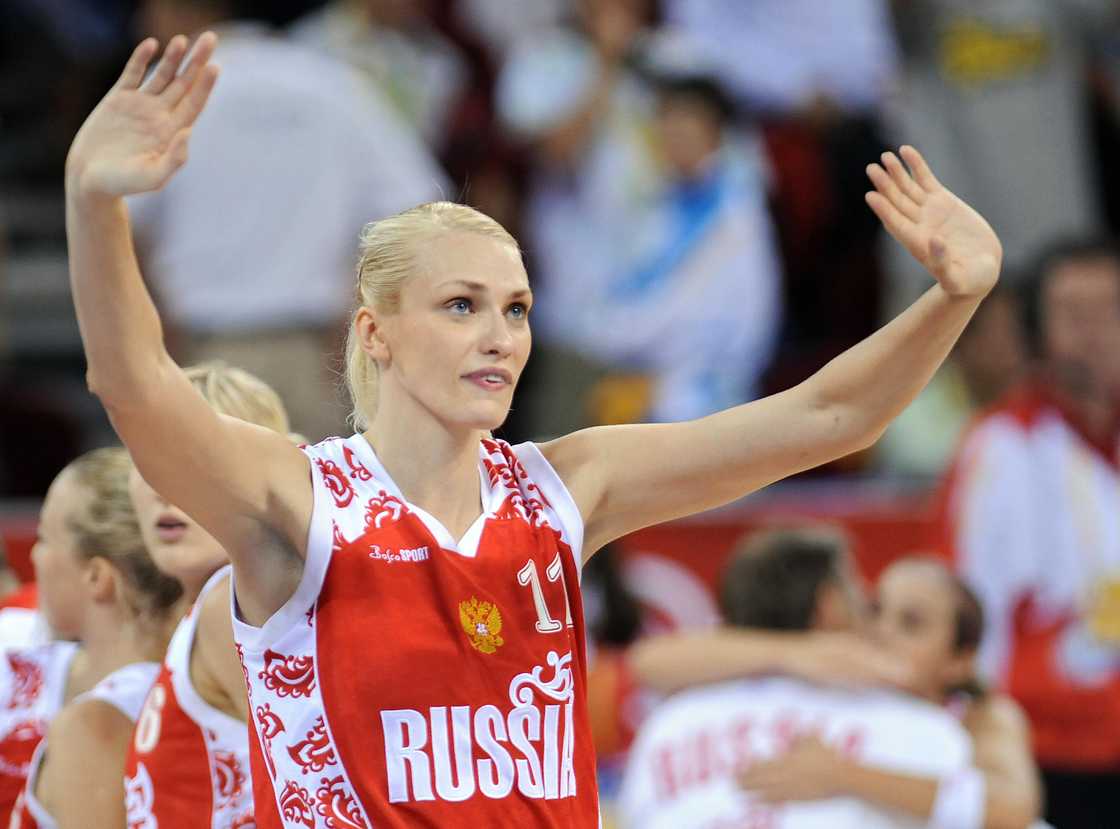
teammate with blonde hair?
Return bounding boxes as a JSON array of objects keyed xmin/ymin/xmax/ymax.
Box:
[
  {"xmin": 9, "ymin": 448, "xmax": 182, "ymax": 828},
  {"xmin": 125, "ymin": 360, "xmax": 291, "ymax": 829},
  {"xmin": 64, "ymin": 33, "xmax": 1002, "ymax": 826}
]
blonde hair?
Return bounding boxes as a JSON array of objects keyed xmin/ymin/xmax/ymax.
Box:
[
  {"xmin": 63, "ymin": 448, "xmax": 183, "ymax": 618},
  {"xmin": 344, "ymin": 201, "xmax": 521, "ymax": 431},
  {"xmin": 184, "ymin": 361, "xmax": 290, "ymax": 434}
]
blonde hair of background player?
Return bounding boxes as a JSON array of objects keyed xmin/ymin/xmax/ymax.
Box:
[
  {"xmin": 345, "ymin": 202, "xmax": 519, "ymax": 429},
  {"xmin": 27, "ymin": 448, "xmax": 181, "ymax": 829}
]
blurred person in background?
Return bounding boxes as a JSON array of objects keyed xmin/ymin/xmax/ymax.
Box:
[
  {"xmin": 938, "ymin": 237, "xmax": 1120, "ymax": 826},
  {"xmin": 662, "ymin": 0, "xmax": 898, "ymax": 116},
  {"xmin": 289, "ymin": 0, "xmax": 469, "ymax": 149},
  {"xmin": 498, "ymin": 1, "xmax": 782, "ymax": 430},
  {"xmin": 877, "ymin": 287, "xmax": 1028, "ymax": 477},
  {"xmin": 883, "ymin": 0, "xmax": 1116, "ymax": 316},
  {"xmin": 8, "ymin": 448, "xmax": 181, "ymax": 828},
  {"xmin": 124, "ymin": 362, "xmax": 289, "ymax": 829},
  {"xmin": 129, "ymin": 0, "xmax": 448, "ymax": 442},
  {"xmin": 496, "ymin": 0, "xmax": 662, "ymax": 436},
  {"xmin": 618, "ymin": 530, "xmax": 976, "ymax": 829},
  {"xmin": 738, "ymin": 557, "xmax": 1043, "ymax": 829}
]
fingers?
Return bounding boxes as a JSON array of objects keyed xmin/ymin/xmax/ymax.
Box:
[
  {"xmin": 154, "ymin": 128, "xmax": 192, "ymax": 181},
  {"xmin": 867, "ymin": 162, "xmax": 921, "ymax": 222},
  {"xmin": 173, "ymin": 63, "xmax": 220, "ymax": 130},
  {"xmin": 164, "ymin": 32, "xmax": 219, "ymax": 108},
  {"xmin": 116, "ymin": 39, "xmax": 159, "ymax": 90},
  {"xmin": 865, "ymin": 191, "xmax": 919, "ymax": 251},
  {"xmin": 140, "ymin": 35, "xmax": 190, "ymax": 95},
  {"xmin": 900, "ymin": 145, "xmax": 941, "ymax": 191},
  {"xmin": 881, "ymin": 152, "xmax": 926, "ymax": 206}
]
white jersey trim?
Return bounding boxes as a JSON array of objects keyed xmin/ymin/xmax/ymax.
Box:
[
  {"xmin": 168, "ymin": 566, "xmax": 245, "ymax": 736},
  {"xmin": 512, "ymin": 442, "xmax": 585, "ymax": 571},
  {"xmin": 230, "ymin": 439, "xmax": 337, "ymax": 653},
  {"xmin": 19, "ymin": 661, "xmax": 159, "ymax": 829}
]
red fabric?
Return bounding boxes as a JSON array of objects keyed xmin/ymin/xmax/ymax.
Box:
[{"xmin": 0, "ymin": 585, "xmax": 37, "ymax": 612}]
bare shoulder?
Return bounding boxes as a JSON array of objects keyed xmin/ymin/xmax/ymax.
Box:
[
  {"xmin": 194, "ymin": 572, "xmax": 250, "ymax": 721},
  {"xmin": 197, "ymin": 571, "xmax": 234, "ymax": 643},
  {"xmin": 45, "ymin": 696, "xmax": 133, "ymax": 749}
]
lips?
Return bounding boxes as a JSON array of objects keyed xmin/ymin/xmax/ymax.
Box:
[
  {"xmin": 155, "ymin": 512, "xmax": 189, "ymax": 544},
  {"xmin": 463, "ymin": 368, "xmax": 512, "ymax": 392}
]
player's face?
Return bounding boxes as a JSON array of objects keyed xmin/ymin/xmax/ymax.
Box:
[
  {"xmin": 375, "ymin": 231, "xmax": 532, "ymax": 432},
  {"xmin": 31, "ymin": 470, "xmax": 91, "ymax": 638},
  {"xmin": 871, "ymin": 561, "xmax": 972, "ymax": 701},
  {"xmin": 1044, "ymin": 259, "xmax": 1120, "ymax": 398},
  {"xmin": 129, "ymin": 465, "xmax": 226, "ymax": 599}
]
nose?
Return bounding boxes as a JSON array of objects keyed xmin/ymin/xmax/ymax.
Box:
[{"xmin": 481, "ymin": 310, "xmax": 514, "ymax": 358}]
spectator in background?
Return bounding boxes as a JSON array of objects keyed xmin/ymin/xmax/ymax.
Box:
[
  {"xmin": 580, "ymin": 71, "xmax": 782, "ymax": 424},
  {"xmin": 938, "ymin": 238, "xmax": 1120, "ymax": 827},
  {"xmin": 128, "ymin": 0, "xmax": 447, "ymax": 442},
  {"xmin": 883, "ymin": 0, "xmax": 1116, "ymax": 316},
  {"xmin": 662, "ymin": 0, "xmax": 898, "ymax": 116},
  {"xmin": 877, "ymin": 287, "xmax": 1028, "ymax": 477},
  {"xmin": 618, "ymin": 530, "xmax": 973, "ymax": 829},
  {"xmin": 498, "ymin": 0, "xmax": 781, "ymax": 431},
  {"xmin": 289, "ymin": 0, "xmax": 469, "ymax": 149}
]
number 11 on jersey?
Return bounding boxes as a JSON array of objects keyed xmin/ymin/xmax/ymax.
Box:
[{"xmin": 518, "ymin": 554, "xmax": 574, "ymax": 634}]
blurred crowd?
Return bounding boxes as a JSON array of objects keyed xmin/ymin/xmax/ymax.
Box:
[
  {"xmin": 6, "ymin": 0, "xmax": 1120, "ymax": 497},
  {"xmin": 5, "ymin": 2, "xmax": 1120, "ymax": 826}
]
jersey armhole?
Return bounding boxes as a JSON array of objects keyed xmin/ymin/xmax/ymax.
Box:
[
  {"xmin": 230, "ymin": 442, "xmax": 334, "ymax": 653},
  {"xmin": 512, "ymin": 441, "xmax": 585, "ymax": 570}
]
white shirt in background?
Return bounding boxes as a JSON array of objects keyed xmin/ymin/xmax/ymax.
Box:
[
  {"xmin": 619, "ymin": 676, "xmax": 971, "ymax": 829},
  {"xmin": 128, "ymin": 25, "xmax": 447, "ymax": 334}
]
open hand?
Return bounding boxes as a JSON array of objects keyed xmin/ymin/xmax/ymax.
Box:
[
  {"xmin": 66, "ymin": 33, "xmax": 219, "ymax": 198},
  {"xmin": 867, "ymin": 146, "xmax": 1002, "ymax": 299},
  {"xmin": 740, "ymin": 735, "xmax": 850, "ymax": 803}
]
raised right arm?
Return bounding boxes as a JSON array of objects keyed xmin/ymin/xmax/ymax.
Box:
[{"xmin": 66, "ymin": 35, "xmax": 310, "ymax": 622}]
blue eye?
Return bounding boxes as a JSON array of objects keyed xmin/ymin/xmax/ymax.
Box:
[
  {"xmin": 447, "ymin": 298, "xmax": 472, "ymax": 314},
  {"xmin": 508, "ymin": 303, "xmax": 529, "ymax": 320}
]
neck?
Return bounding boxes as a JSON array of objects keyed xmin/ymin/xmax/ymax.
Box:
[
  {"xmin": 79, "ymin": 605, "xmax": 173, "ymax": 678},
  {"xmin": 365, "ymin": 400, "xmax": 486, "ymax": 530}
]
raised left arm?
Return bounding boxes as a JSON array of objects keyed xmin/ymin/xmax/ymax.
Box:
[{"xmin": 542, "ymin": 147, "xmax": 1002, "ymax": 558}]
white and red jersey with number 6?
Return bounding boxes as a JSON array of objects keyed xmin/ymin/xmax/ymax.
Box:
[
  {"xmin": 124, "ymin": 565, "xmax": 254, "ymax": 829},
  {"xmin": 231, "ymin": 435, "xmax": 599, "ymax": 828}
]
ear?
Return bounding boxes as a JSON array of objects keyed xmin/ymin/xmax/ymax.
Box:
[
  {"xmin": 84, "ymin": 557, "xmax": 118, "ymax": 606},
  {"xmin": 354, "ymin": 305, "xmax": 391, "ymax": 367}
]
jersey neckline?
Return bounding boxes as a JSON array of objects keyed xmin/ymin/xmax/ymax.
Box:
[{"xmin": 345, "ymin": 434, "xmax": 492, "ymax": 559}]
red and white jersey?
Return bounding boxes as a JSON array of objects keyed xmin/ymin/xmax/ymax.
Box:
[
  {"xmin": 937, "ymin": 383, "xmax": 1120, "ymax": 769},
  {"xmin": 231, "ymin": 436, "xmax": 599, "ymax": 828},
  {"xmin": 125, "ymin": 566, "xmax": 254, "ymax": 829},
  {"xmin": 0, "ymin": 610, "xmax": 48, "ymax": 656},
  {"xmin": 619, "ymin": 677, "xmax": 971, "ymax": 829},
  {"xmin": 0, "ymin": 643, "xmax": 76, "ymax": 824},
  {"xmin": 10, "ymin": 660, "xmax": 159, "ymax": 829}
]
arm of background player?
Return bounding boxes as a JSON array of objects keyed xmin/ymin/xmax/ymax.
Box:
[
  {"xmin": 627, "ymin": 629, "xmax": 915, "ymax": 695},
  {"xmin": 33, "ymin": 700, "xmax": 134, "ymax": 829},
  {"xmin": 543, "ymin": 147, "xmax": 1003, "ymax": 559},
  {"xmin": 65, "ymin": 36, "xmax": 311, "ymax": 624},
  {"xmin": 740, "ymin": 709, "xmax": 1041, "ymax": 829}
]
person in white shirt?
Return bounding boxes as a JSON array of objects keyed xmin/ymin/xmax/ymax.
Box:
[
  {"xmin": 619, "ymin": 530, "xmax": 975, "ymax": 829},
  {"xmin": 129, "ymin": 0, "xmax": 448, "ymax": 442}
]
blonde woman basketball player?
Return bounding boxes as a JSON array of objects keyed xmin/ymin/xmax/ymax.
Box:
[
  {"xmin": 10, "ymin": 449, "xmax": 182, "ymax": 829},
  {"xmin": 64, "ymin": 33, "xmax": 1002, "ymax": 827}
]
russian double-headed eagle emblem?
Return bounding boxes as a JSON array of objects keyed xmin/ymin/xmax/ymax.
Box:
[{"xmin": 459, "ymin": 597, "xmax": 504, "ymax": 654}]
